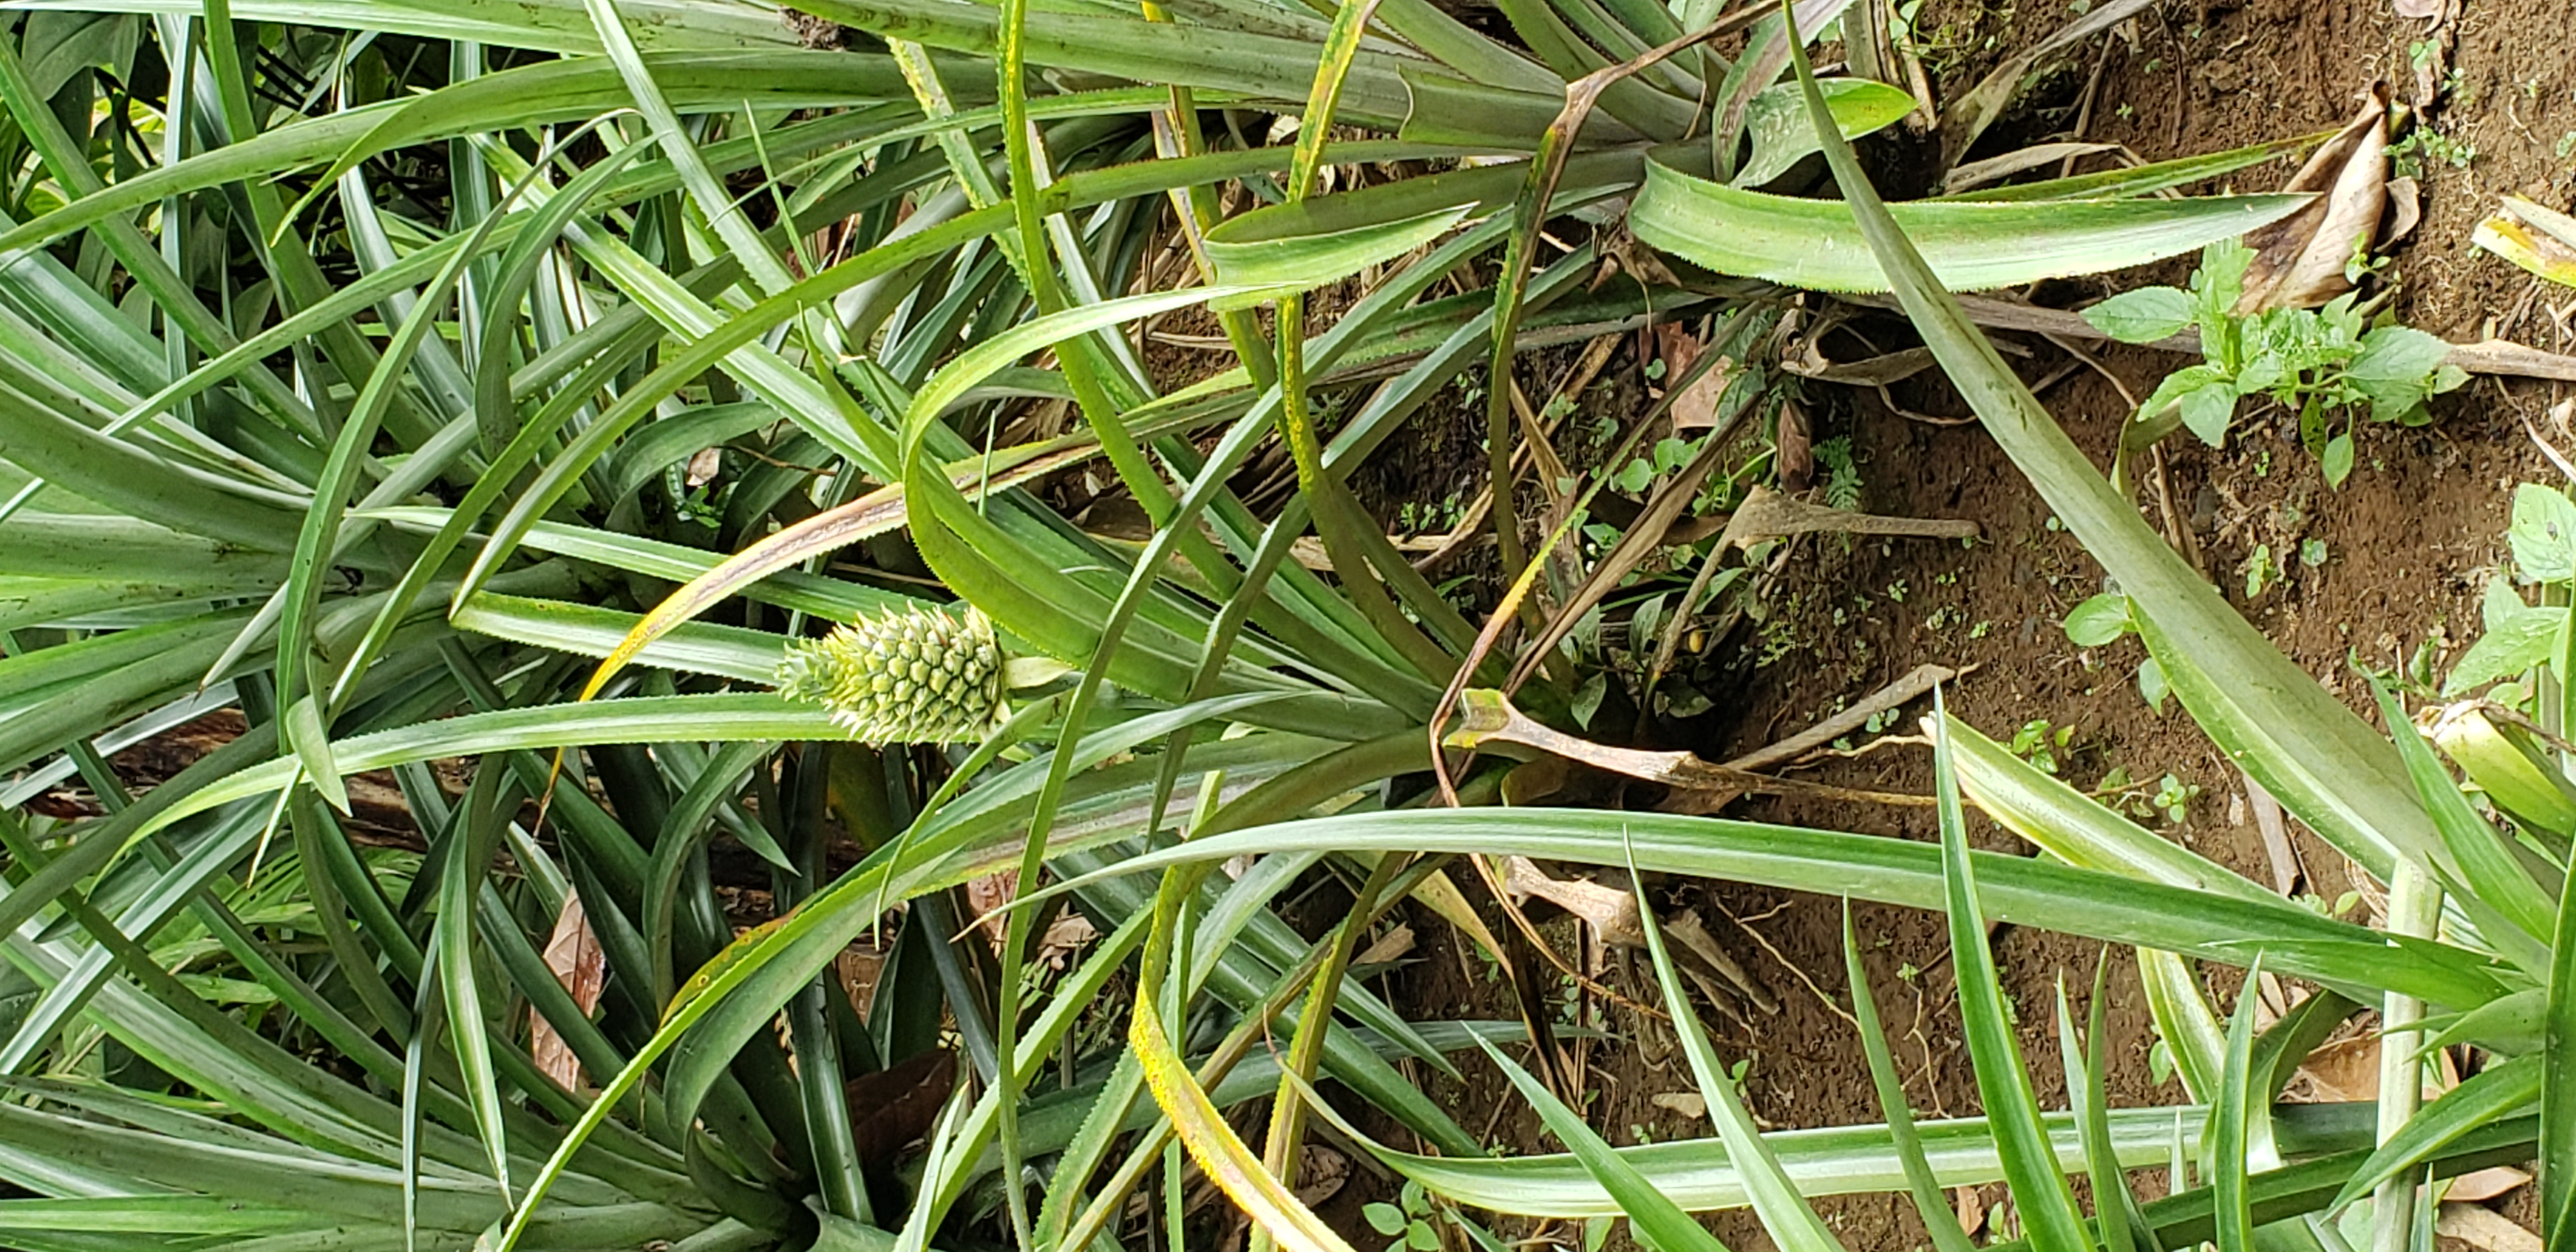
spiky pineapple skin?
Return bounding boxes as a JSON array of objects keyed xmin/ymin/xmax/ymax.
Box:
[{"xmin": 776, "ymin": 605, "xmax": 1003, "ymax": 744}]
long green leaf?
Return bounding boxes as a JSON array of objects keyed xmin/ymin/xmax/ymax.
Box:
[
  {"xmin": 1630, "ymin": 161, "xmax": 2307, "ymax": 292},
  {"xmin": 1637, "ymin": 883, "xmax": 1842, "ymax": 1250},
  {"xmin": 1927, "ymin": 696, "xmax": 2090, "ymax": 1251},
  {"xmin": 1469, "ymin": 1035, "xmax": 1727, "ymax": 1251},
  {"xmin": 1056, "ymin": 810, "xmax": 2506, "ymax": 1007},
  {"xmin": 2538, "ymin": 852, "xmax": 2575, "ymax": 1246}
]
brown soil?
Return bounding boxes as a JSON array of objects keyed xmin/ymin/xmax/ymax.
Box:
[{"xmin": 1349, "ymin": 0, "xmax": 2576, "ymax": 1248}]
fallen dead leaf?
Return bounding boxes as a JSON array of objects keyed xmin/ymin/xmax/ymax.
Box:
[
  {"xmin": 2444, "ymin": 1166, "xmax": 2531, "ymax": 1203},
  {"xmin": 1354, "ymin": 922, "xmax": 1416, "ymax": 970},
  {"xmin": 531, "ymin": 894, "xmax": 606, "ymax": 1092},
  {"xmin": 2294, "ymin": 1034, "xmax": 2381, "ymax": 1103},
  {"xmin": 1655, "ymin": 323, "xmax": 1737, "ymax": 430},
  {"xmin": 1035, "ymin": 910, "xmax": 1098, "ymax": 972},
  {"xmin": 684, "ymin": 447, "xmax": 723, "ymax": 487},
  {"xmin": 1775, "ymin": 395, "xmax": 1813, "ymax": 492},
  {"xmin": 1954, "ymin": 1185, "xmax": 1987, "ymax": 1237},
  {"xmin": 1452, "ymin": 687, "xmax": 1938, "ymax": 808},
  {"xmin": 835, "ymin": 943, "xmax": 887, "ymax": 1021},
  {"xmin": 1501, "ymin": 855, "xmax": 1646, "ymax": 954},
  {"xmin": 1292, "ymin": 1146, "xmax": 1350, "ymax": 1208},
  {"xmin": 2384, "ymin": 174, "xmax": 2422, "ymax": 245},
  {"xmin": 2294, "ymin": 1030, "xmax": 2457, "ymax": 1104},
  {"xmin": 1651, "ymin": 1091, "xmax": 1708, "ymax": 1120},
  {"xmin": 2392, "ymin": 0, "xmax": 2440, "ymax": 16},
  {"xmin": 1664, "ymin": 910, "xmax": 1778, "ymax": 1014},
  {"xmin": 1942, "ymin": 141, "xmax": 2120, "ymax": 194},
  {"xmin": 2237, "ymin": 87, "xmax": 2392, "ymax": 312},
  {"xmin": 964, "ymin": 871, "xmax": 1017, "ymax": 952},
  {"xmin": 2435, "ymin": 1202, "xmax": 2542, "ymax": 1252}
]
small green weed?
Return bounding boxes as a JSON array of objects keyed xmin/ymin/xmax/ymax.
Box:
[
  {"xmin": 1364, "ymin": 1182, "xmax": 1445, "ymax": 1252},
  {"xmin": 1812, "ymin": 434, "xmax": 1863, "ymax": 510},
  {"xmin": 2082, "ymin": 240, "xmax": 2466, "ymax": 487},
  {"xmin": 2009, "ymin": 718, "xmax": 2073, "ymax": 774},
  {"xmin": 2390, "ymin": 126, "xmax": 2476, "ymax": 178}
]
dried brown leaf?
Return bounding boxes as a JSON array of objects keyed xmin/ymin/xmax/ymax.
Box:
[
  {"xmin": 1036, "ymin": 910, "xmax": 1098, "ymax": 971},
  {"xmin": 2237, "ymin": 88, "xmax": 2391, "ymax": 312},
  {"xmin": 1664, "ymin": 910, "xmax": 1777, "ymax": 1013},
  {"xmin": 1775, "ymin": 397, "xmax": 1813, "ymax": 491},
  {"xmin": 1501, "ymin": 855, "xmax": 1646, "ymax": 949},
  {"xmin": 2384, "ymin": 174, "xmax": 2422, "ymax": 245},
  {"xmin": 1292, "ymin": 1147, "xmax": 1351, "ymax": 1208},
  {"xmin": 1449, "ymin": 688, "xmax": 1935, "ymax": 807},
  {"xmin": 1657, "ymin": 324, "xmax": 1737, "ymax": 430},
  {"xmin": 1942, "ymin": 141, "xmax": 2120, "ymax": 195},
  {"xmin": 2292, "ymin": 1035, "xmax": 2380, "ymax": 1103},
  {"xmin": 1954, "ymin": 1185, "xmax": 1987, "ymax": 1237},
  {"xmin": 965, "ymin": 871, "xmax": 1016, "ymax": 952},
  {"xmin": 2435, "ymin": 1202, "xmax": 2543, "ymax": 1252},
  {"xmin": 528, "ymin": 895, "xmax": 606, "ymax": 1092},
  {"xmin": 1650, "ymin": 1091, "xmax": 1709, "ymax": 1119},
  {"xmin": 1354, "ymin": 922, "xmax": 1416, "ymax": 969},
  {"xmin": 2444, "ymin": 1166, "xmax": 2531, "ymax": 1203}
]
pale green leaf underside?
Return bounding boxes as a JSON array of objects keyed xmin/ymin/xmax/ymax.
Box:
[{"xmin": 1630, "ymin": 161, "xmax": 2310, "ymax": 293}]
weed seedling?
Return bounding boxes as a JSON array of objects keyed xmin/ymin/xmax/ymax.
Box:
[
  {"xmin": 2009, "ymin": 719, "xmax": 2073, "ymax": 774},
  {"xmin": 1812, "ymin": 434, "xmax": 1864, "ymax": 510},
  {"xmin": 2083, "ymin": 239, "xmax": 2466, "ymax": 486},
  {"xmin": 1364, "ymin": 1182, "xmax": 1444, "ymax": 1252}
]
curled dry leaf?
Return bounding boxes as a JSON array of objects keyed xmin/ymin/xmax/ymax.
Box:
[
  {"xmin": 1954, "ymin": 1185, "xmax": 1988, "ymax": 1237},
  {"xmin": 2383, "ymin": 174, "xmax": 2422, "ymax": 246},
  {"xmin": 1496, "ymin": 859, "xmax": 1775, "ymax": 1009},
  {"xmin": 835, "ymin": 942, "xmax": 888, "ymax": 1020},
  {"xmin": 1448, "ymin": 687, "xmax": 1940, "ymax": 807},
  {"xmin": 1663, "ymin": 909, "xmax": 1777, "ymax": 1013},
  {"xmin": 531, "ymin": 894, "xmax": 607, "ymax": 1092},
  {"xmin": 1775, "ymin": 395, "xmax": 1814, "ymax": 492},
  {"xmin": 2236, "ymin": 87, "xmax": 2392, "ymax": 313},
  {"xmin": 2290, "ymin": 1034, "xmax": 2381, "ymax": 1102}
]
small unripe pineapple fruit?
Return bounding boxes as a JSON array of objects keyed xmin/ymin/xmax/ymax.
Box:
[{"xmin": 777, "ymin": 604, "xmax": 1005, "ymax": 744}]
